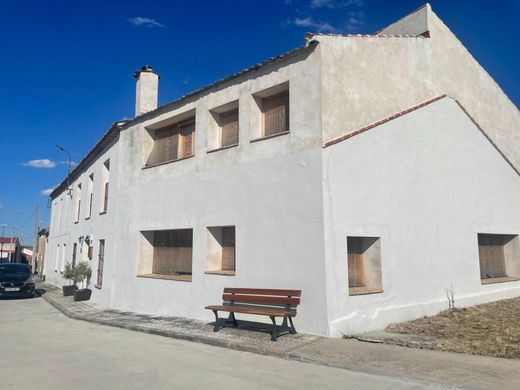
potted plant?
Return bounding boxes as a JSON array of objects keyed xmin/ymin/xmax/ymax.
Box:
[
  {"xmin": 62, "ymin": 263, "xmax": 78, "ymax": 296},
  {"xmin": 73, "ymin": 262, "xmax": 92, "ymax": 301}
]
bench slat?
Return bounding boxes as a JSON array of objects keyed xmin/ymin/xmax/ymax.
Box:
[
  {"xmin": 223, "ymin": 288, "xmax": 301, "ymax": 297},
  {"xmin": 222, "ymin": 293, "xmax": 300, "ymax": 305},
  {"xmin": 205, "ymin": 305, "xmax": 296, "ymax": 317}
]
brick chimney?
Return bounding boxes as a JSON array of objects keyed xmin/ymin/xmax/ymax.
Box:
[{"xmin": 133, "ymin": 65, "xmax": 159, "ymax": 117}]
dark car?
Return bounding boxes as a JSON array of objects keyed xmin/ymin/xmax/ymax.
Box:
[{"xmin": 0, "ymin": 263, "xmax": 35, "ymax": 298}]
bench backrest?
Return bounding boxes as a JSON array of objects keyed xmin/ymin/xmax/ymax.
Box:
[{"xmin": 222, "ymin": 288, "xmax": 301, "ymax": 312}]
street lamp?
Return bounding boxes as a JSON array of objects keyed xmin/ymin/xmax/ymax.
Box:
[
  {"xmin": 0, "ymin": 224, "xmax": 6, "ymax": 260},
  {"xmin": 56, "ymin": 144, "xmax": 73, "ymax": 197}
]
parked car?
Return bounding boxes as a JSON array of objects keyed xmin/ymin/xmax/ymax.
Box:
[{"xmin": 0, "ymin": 263, "xmax": 35, "ymax": 298}]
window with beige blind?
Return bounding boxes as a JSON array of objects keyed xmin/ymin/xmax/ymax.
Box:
[
  {"xmin": 347, "ymin": 236, "xmax": 383, "ymax": 296},
  {"xmin": 101, "ymin": 159, "xmax": 109, "ymax": 214},
  {"xmin": 477, "ymin": 233, "xmax": 520, "ymax": 284},
  {"xmin": 152, "ymin": 229, "xmax": 193, "ymax": 278},
  {"xmin": 146, "ymin": 119, "xmax": 195, "ymax": 166},
  {"xmin": 74, "ymin": 183, "xmax": 82, "ymax": 223},
  {"xmin": 86, "ymin": 173, "xmax": 93, "ymax": 219},
  {"xmin": 261, "ymin": 90, "xmax": 289, "ymax": 137},
  {"xmin": 218, "ymin": 109, "xmax": 239, "ymax": 148},
  {"xmin": 206, "ymin": 226, "xmax": 236, "ymax": 275}
]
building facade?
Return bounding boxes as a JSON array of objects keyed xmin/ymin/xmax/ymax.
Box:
[{"xmin": 44, "ymin": 5, "xmax": 520, "ymax": 336}]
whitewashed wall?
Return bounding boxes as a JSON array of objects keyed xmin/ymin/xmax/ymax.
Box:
[
  {"xmin": 44, "ymin": 138, "xmax": 119, "ymax": 307},
  {"xmin": 323, "ymin": 98, "xmax": 520, "ymax": 336}
]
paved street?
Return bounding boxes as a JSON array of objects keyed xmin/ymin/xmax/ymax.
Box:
[{"xmin": 0, "ymin": 296, "xmax": 437, "ymax": 390}]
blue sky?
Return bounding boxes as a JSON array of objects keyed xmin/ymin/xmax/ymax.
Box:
[{"xmin": 0, "ymin": 0, "xmax": 518, "ymax": 244}]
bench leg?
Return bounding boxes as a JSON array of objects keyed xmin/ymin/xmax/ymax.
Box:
[
  {"xmin": 212, "ymin": 310, "xmax": 221, "ymax": 332},
  {"xmin": 288, "ymin": 316, "xmax": 297, "ymax": 334},
  {"xmin": 229, "ymin": 312, "xmax": 238, "ymax": 328},
  {"xmin": 270, "ymin": 316, "xmax": 278, "ymax": 341}
]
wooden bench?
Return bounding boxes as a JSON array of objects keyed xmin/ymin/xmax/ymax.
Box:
[{"xmin": 205, "ymin": 288, "xmax": 301, "ymax": 341}]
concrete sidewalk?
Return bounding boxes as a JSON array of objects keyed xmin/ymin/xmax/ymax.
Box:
[{"xmin": 39, "ymin": 284, "xmax": 520, "ymax": 390}]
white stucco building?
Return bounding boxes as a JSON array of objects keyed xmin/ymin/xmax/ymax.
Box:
[{"xmin": 44, "ymin": 4, "xmax": 520, "ymax": 337}]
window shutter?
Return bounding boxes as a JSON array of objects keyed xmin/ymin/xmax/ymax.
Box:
[
  {"xmin": 262, "ymin": 91, "xmax": 289, "ymax": 137},
  {"xmin": 152, "ymin": 229, "xmax": 193, "ymax": 276},
  {"xmin": 220, "ymin": 110, "xmax": 239, "ymax": 147},
  {"xmin": 347, "ymin": 237, "xmax": 365, "ymax": 288},
  {"xmin": 103, "ymin": 182, "xmax": 109, "ymax": 212},
  {"xmin": 221, "ymin": 227, "xmax": 236, "ymax": 271},
  {"xmin": 88, "ymin": 192, "xmax": 93, "ymax": 217},
  {"xmin": 478, "ymin": 234, "xmax": 507, "ymax": 279},
  {"xmin": 180, "ymin": 124, "xmax": 194, "ymax": 158}
]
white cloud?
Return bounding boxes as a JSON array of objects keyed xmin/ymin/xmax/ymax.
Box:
[
  {"xmin": 310, "ymin": 0, "xmax": 363, "ymax": 8},
  {"xmin": 0, "ymin": 203, "xmax": 4, "ymax": 211},
  {"xmin": 128, "ymin": 17, "xmax": 165, "ymax": 28},
  {"xmin": 22, "ymin": 159, "xmax": 57, "ymax": 169},
  {"xmin": 294, "ymin": 17, "xmax": 337, "ymax": 33},
  {"xmin": 59, "ymin": 160, "xmax": 77, "ymax": 167},
  {"xmin": 40, "ymin": 188, "xmax": 54, "ymax": 196}
]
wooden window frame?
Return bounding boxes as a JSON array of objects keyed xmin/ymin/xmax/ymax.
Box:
[
  {"xmin": 146, "ymin": 119, "xmax": 196, "ymax": 167},
  {"xmin": 477, "ymin": 233, "xmax": 520, "ymax": 284},
  {"xmin": 219, "ymin": 109, "xmax": 239, "ymax": 148},
  {"xmin": 96, "ymin": 239, "xmax": 105, "ymax": 288},
  {"xmin": 151, "ymin": 229, "xmax": 193, "ymax": 278},
  {"xmin": 347, "ymin": 236, "xmax": 383, "ymax": 296},
  {"xmin": 261, "ymin": 90, "xmax": 289, "ymax": 138}
]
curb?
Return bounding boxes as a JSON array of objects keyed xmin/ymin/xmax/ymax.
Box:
[
  {"xmin": 41, "ymin": 292, "xmax": 293, "ymax": 361},
  {"xmin": 350, "ymin": 331, "xmax": 435, "ymax": 350}
]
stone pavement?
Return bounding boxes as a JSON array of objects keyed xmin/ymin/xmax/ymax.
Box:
[{"xmin": 39, "ymin": 283, "xmax": 520, "ymax": 390}]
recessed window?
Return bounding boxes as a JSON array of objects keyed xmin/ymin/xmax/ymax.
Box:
[
  {"xmin": 261, "ymin": 90, "xmax": 289, "ymax": 137},
  {"xmin": 74, "ymin": 184, "xmax": 82, "ymax": 223},
  {"xmin": 86, "ymin": 173, "xmax": 93, "ymax": 219},
  {"xmin": 219, "ymin": 109, "xmax": 239, "ymax": 148},
  {"xmin": 478, "ymin": 234, "xmax": 520, "ymax": 284},
  {"xmin": 146, "ymin": 119, "xmax": 195, "ymax": 166},
  {"xmin": 208, "ymin": 101, "xmax": 239, "ymax": 152},
  {"xmin": 347, "ymin": 237, "xmax": 383, "ymax": 296},
  {"xmin": 139, "ymin": 229, "xmax": 193, "ymax": 281},
  {"xmin": 101, "ymin": 159, "xmax": 109, "ymax": 214},
  {"xmin": 206, "ymin": 226, "xmax": 236, "ymax": 275}
]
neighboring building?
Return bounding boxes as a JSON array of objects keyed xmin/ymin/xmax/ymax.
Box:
[
  {"xmin": 21, "ymin": 246, "xmax": 33, "ymax": 264},
  {"xmin": 35, "ymin": 227, "xmax": 49, "ymax": 276},
  {"xmin": 43, "ymin": 4, "xmax": 520, "ymax": 337},
  {"xmin": 0, "ymin": 237, "xmax": 22, "ymax": 263}
]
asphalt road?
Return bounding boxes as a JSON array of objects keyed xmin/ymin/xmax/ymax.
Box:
[{"xmin": 0, "ymin": 295, "xmax": 440, "ymax": 389}]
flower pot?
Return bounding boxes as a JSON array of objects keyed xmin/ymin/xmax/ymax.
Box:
[
  {"xmin": 73, "ymin": 288, "xmax": 92, "ymax": 301},
  {"xmin": 62, "ymin": 285, "xmax": 78, "ymax": 296}
]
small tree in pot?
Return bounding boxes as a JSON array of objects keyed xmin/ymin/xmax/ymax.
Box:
[
  {"xmin": 73, "ymin": 262, "xmax": 92, "ymax": 301},
  {"xmin": 62, "ymin": 263, "xmax": 79, "ymax": 296}
]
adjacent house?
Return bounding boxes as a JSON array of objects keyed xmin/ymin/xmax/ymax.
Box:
[
  {"xmin": 43, "ymin": 4, "xmax": 520, "ymax": 337},
  {"xmin": 0, "ymin": 237, "xmax": 22, "ymax": 263}
]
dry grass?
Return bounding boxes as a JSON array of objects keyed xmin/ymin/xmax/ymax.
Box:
[{"xmin": 385, "ymin": 298, "xmax": 520, "ymax": 359}]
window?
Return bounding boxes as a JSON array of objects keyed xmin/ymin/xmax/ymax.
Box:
[
  {"xmin": 101, "ymin": 159, "xmax": 110, "ymax": 213},
  {"xmin": 86, "ymin": 174, "xmax": 93, "ymax": 219},
  {"xmin": 347, "ymin": 237, "xmax": 383, "ymax": 296},
  {"xmin": 72, "ymin": 243, "xmax": 77, "ymax": 268},
  {"xmin": 60, "ymin": 244, "xmax": 66, "ymax": 273},
  {"xmin": 55, "ymin": 244, "xmax": 60, "ymax": 272},
  {"xmin": 206, "ymin": 226, "xmax": 236, "ymax": 275},
  {"xmin": 478, "ymin": 234, "xmax": 520, "ymax": 284},
  {"xmin": 139, "ymin": 229, "xmax": 193, "ymax": 281},
  {"xmin": 262, "ymin": 90, "xmax": 289, "ymax": 137},
  {"xmin": 74, "ymin": 184, "xmax": 82, "ymax": 223},
  {"xmin": 146, "ymin": 119, "xmax": 195, "ymax": 166},
  {"xmin": 97, "ymin": 239, "xmax": 105, "ymax": 287},
  {"xmin": 219, "ymin": 109, "xmax": 239, "ymax": 147}
]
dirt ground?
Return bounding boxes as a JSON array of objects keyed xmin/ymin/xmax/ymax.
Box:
[{"xmin": 385, "ymin": 298, "xmax": 520, "ymax": 359}]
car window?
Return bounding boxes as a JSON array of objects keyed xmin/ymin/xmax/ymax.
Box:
[{"xmin": 0, "ymin": 264, "xmax": 31, "ymax": 274}]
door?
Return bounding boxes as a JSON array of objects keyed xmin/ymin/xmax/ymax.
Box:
[{"xmin": 97, "ymin": 240, "xmax": 105, "ymax": 287}]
